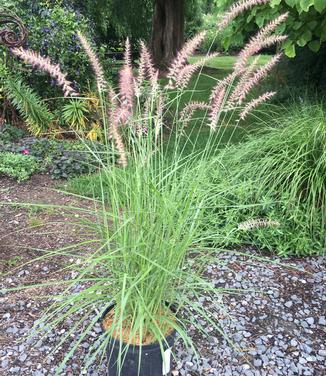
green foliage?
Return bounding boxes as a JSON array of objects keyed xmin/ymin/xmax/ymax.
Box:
[
  {"xmin": 69, "ymin": 0, "xmax": 209, "ymax": 46},
  {"xmin": 282, "ymin": 43, "xmax": 326, "ymax": 92},
  {"xmin": 215, "ymin": 0, "xmax": 326, "ymax": 57},
  {"xmin": 198, "ymin": 13, "xmax": 227, "ymax": 52},
  {"xmin": 0, "ymin": 152, "xmax": 39, "ymax": 181},
  {"xmin": 0, "ymin": 124, "xmax": 27, "ymax": 143},
  {"xmin": 198, "ymin": 2, "xmax": 243, "ymax": 53},
  {"xmin": 2, "ymin": 1, "xmax": 92, "ymax": 94},
  {"xmin": 49, "ymin": 149, "xmax": 98, "ymax": 179},
  {"xmin": 62, "ymin": 99, "xmax": 89, "ymax": 132},
  {"xmin": 65, "ymin": 0, "xmax": 152, "ymax": 47},
  {"xmin": 1, "ymin": 70, "xmax": 54, "ymax": 135},
  {"xmin": 205, "ymin": 102, "xmax": 326, "ymax": 256},
  {"xmin": 0, "ymin": 137, "xmax": 108, "ymax": 179}
]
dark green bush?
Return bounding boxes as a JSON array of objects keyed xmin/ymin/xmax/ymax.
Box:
[
  {"xmin": 49, "ymin": 149, "xmax": 98, "ymax": 179},
  {"xmin": 3, "ymin": 1, "xmax": 92, "ymax": 96},
  {"xmin": 0, "ymin": 124, "xmax": 27, "ymax": 143},
  {"xmin": 0, "ymin": 136, "xmax": 110, "ymax": 180}
]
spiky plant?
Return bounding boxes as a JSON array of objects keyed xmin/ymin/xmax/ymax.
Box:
[
  {"xmin": 0, "ymin": 66, "xmax": 54, "ymax": 135},
  {"xmin": 6, "ymin": 0, "xmax": 289, "ymax": 374}
]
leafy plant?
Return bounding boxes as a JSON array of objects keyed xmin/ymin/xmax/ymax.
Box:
[
  {"xmin": 49, "ymin": 149, "xmax": 98, "ymax": 179},
  {"xmin": 3, "ymin": 0, "xmax": 93, "ymax": 94},
  {"xmin": 0, "ymin": 67, "xmax": 54, "ymax": 135},
  {"xmin": 216, "ymin": 0, "xmax": 326, "ymax": 57},
  {"xmin": 62, "ymin": 98, "xmax": 89, "ymax": 132},
  {"xmin": 0, "ymin": 151, "xmax": 39, "ymax": 181},
  {"xmin": 0, "ymin": 136, "xmax": 110, "ymax": 179},
  {"xmin": 0, "ymin": 123, "xmax": 27, "ymax": 143}
]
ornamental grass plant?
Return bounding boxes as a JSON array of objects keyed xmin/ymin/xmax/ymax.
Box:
[
  {"xmin": 203, "ymin": 101, "xmax": 326, "ymax": 257},
  {"xmin": 3, "ymin": 0, "xmax": 290, "ymax": 373}
]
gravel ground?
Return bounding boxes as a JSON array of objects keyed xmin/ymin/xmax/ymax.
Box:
[
  {"xmin": 1, "ymin": 176, "xmax": 325, "ymax": 375},
  {"xmin": 1, "ymin": 251, "xmax": 325, "ymax": 376}
]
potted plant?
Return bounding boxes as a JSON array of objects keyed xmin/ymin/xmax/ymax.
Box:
[{"xmin": 6, "ymin": 1, "xmax": 287, "ymax": 374}]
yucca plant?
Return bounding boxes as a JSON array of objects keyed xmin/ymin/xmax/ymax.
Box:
[
  {"xmin": 6, "ymin": 0, "xmax": 288, "ymax": 374},
  {"xmin": 62, "ymin": 98, "xmax": 90, "ymax": 132}
]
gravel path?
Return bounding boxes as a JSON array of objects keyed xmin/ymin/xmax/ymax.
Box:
[
  {"xmin": 174, "ymin": 252, "xmax": 325, "ymax": 376},
  {"xmin": 1, "ymin": 176, "xmax": 325, "ymax": 376},
  {"xmin": 1, "ymin": 251, "xmax": 325, "ymax": 376}
]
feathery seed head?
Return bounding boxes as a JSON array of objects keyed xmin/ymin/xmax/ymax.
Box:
[
  {"xmin": 238, "ymin": 218, "xmax": 280, "ymax": 230},
  {"xmin": 11, "ymin": 47, "xmax": 78, "ymax": 97},
  {"xmin": 77, "ymin": 32, "xmax": 107, "ymax": 92},
  {"xmin": 239, "ymin": 91, "xmax": 276, "ymax": 120},
  {"xmin": 218, "ymin": 0, "xmax": 270, "ymax": 30},
  {"xmin": 167, "ymin": 31, "xmax": 207, "ymax": 84}
]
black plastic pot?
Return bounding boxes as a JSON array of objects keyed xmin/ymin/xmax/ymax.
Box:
[{"xmin": 101, "ymin": 305, "xmax": 176, "ymax": 376}]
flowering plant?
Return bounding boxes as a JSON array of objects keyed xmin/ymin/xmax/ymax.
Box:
[{"xmin": 8, "ymin": 0, "xmax": 288, "ymax": 373}]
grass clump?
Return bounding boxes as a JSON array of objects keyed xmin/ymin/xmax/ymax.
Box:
[
  {"xmin": 204, "ymin": 102, "xmax": 326, "ymax": 257},
  {"xmin": 6, "ymin": 2, "xmax": 291, "ymax": 373}
]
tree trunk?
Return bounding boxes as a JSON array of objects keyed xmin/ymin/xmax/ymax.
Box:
[{"xmin": 151, "ymin": 0, "xmax": 184, "ymax": 70}]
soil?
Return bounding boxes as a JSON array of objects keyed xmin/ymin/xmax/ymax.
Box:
[
  {"xmin": 102, "ymin": 308, "xmax": 175, "ymax": 346},
  {"xmin": 0, "ymin": 174, "xmax": 100, "ymax": 375}
]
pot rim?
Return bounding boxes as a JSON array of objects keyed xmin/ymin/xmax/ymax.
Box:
[{"xmin": 100, "ymin": 302, "xmax": 177, "ymax": 352}]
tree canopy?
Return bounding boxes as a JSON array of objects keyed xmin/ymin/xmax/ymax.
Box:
[{"xmin": 215, "ymin": 0, "xmax": 326, "ymax": 57}]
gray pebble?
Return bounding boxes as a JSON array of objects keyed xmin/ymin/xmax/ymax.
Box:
[
  {"xmin": 318, "ymin": 349, "xmax": 326, "ymax": 357},
  {"xmin": 253, "ymin": 359, "xmax": 262, "ymax": 367},
  {"xmin": 18, "ymin": 353, "xmax": 28, "ymax": 362},
  {"xmin": 306, "ymin": 317, "xmax": 314, "ymax": 325}
]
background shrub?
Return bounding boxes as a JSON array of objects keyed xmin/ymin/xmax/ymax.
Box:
[
  {"xmin": 49, "ymin": 149, "xmax": 98, "ymax": 179},
  {"xmin": 0, "ymin": 136, "xmax": 111, "ymax": 180},
  {"xmin": 0, "ymin": 152, "xmax": 40, "ymax": 181},
  {"xmin": 0, "ymin": 124, "xmax": 27, "ymax": 144},
  {"xmin": 2, "ymin": 1, "xmax": 93, "ymax": 96}
]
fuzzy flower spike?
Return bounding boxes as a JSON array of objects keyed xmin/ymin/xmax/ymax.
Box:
[
  {"xmin": 11, "ymin": 47, "xmax": 78, "ymax": 97},
  {"xmin": 218, "ymin": 0, "xmax": 270, "ymax": 30},
  {"xmin": 116, "ymin": 38, "xmax": 136, "ymax": 125},
  {"xmin": 167, "ymin": 31, "xmax": 207, "ymax": 87},
  {"xmin": 77, "ymin": 32, "xmax": 107, "ymax": 92}
]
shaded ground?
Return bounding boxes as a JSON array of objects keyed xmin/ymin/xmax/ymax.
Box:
[{"xmin": 0, "ymin": 175, "xmax": 325, "ymax": 376}]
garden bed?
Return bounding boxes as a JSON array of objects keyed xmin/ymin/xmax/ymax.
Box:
[{"xmin": 0, "ymin": 175, "xmax": 325, "ymax": 376}]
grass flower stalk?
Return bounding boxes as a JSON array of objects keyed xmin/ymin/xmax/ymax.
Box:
[
  {"xmin": 77, "ymin": 32, "xmax": 107, "ymax": 92},
  {"xmin": 240, "ymin": 91, "xmax": 276, "ymax": 120},
  {"xmin": 11, "ymin": 47, "xmax": 78, "ymax": 97}
]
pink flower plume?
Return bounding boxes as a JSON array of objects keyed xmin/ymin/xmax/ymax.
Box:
[{"xmin": 11, "ymin": 47, "xmax": 78, "ymax": 97}]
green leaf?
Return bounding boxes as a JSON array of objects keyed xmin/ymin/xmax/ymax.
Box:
[
  {"xmin": 308, "ymin": 40, "xmax": 321, "ymax": 52},
  {"xmin": 299, "ymin": 0, "xmax": 314, "ymax": 12},
  {"xmin": 293, "ymin": 21, "xmax": 303, "ymax": 30},
  {"xmin": 321, "ymin": 22, "xmax": 326, "ymax": 41},
  {"xmin": 307, "ymin": 20, "xmax": 318, "ymax": 30},
  {"xmin": 285, "ymin": 0, "xmax": 297, "ymax": 7},
  {"xmin": 284, "ymin": 42, "xmax": 296, "ymax": 57},
  {"xmin": 270, "ymin": 0, "xmax": 282, "ymax": 6},
  {"xmin": 276, "ymin": 23, "xmax": 287, "ymax": 34},
  {"xmin": 255, "ymin": 14, "xmax": 265, "ymax": 28},
  {"xmin": 297, "ymin": 29, "xmax": 313, "ymax": 46},
  {"xmin": 315, "ymin": 0, "xmax": 326, "ymax": 13}
]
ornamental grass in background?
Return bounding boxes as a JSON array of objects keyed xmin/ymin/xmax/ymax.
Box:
[
  {"xmin": 204, "ymin": 102, "xmax": 326, "ymax": 257},
  {"xmin": 6, "ymin": 0, "xmax": 290, "ymax": 374}
]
